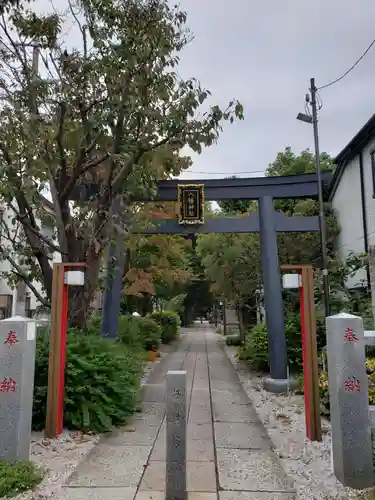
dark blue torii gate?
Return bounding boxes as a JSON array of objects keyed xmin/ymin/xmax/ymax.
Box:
[{"xmin": 100, "ymin": 171, "xmax": 332, "ymax": 393}]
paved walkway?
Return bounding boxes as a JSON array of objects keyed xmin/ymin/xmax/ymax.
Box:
[{"xmin": 62, "ymin": 324, "xmax": 296, "ymax": 500}]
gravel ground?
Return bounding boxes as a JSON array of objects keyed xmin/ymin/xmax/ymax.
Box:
[
  {"xmin": 10, "ymin": 350, "xmax": 167, "ymax": 500},
  {"xmin": 224, "ymin": 343, "xmax": 375, "ymax": 500}
]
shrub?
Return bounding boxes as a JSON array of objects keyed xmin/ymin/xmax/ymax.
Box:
[
  {"xmin": 0, "ymin": 460, "xmax": 44, "ymax": 498},
  {"xmin": 33, "ymin": 329, "xmax": 144, "ymax": 433},
  {"xmin": 298, "ymin": 357, "xmax": 375, "ymax": 419},
  {"xmin": 85, "ymin": 311, "xmax": 102, "ymax": 334},
  {"xmin": 117, "ymin": 315, "xmax": 143, "ymax": 348},
  {"xmin": 237, "ymin": 311, "xmax": 327, "ymax": 374},
  {"xmin": 238, "ymin": 323, "xmax": 269, "ymax": 371},
  {"xmin": 150, "ymin": 311, "xmax": 180, "ymax": 344},
  {"xmin": 133, "ymin": 316, "xmax": 162, "ymax": 351}
]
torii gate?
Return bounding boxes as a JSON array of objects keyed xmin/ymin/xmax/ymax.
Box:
[{"xmin": 77, "ymin": 172, "xmax": 332, "ymax": 393}]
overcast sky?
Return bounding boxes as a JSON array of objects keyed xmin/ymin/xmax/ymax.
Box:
[{"xmin": 35, "ymin": 0, "xmax": 375, "ymax": 180}]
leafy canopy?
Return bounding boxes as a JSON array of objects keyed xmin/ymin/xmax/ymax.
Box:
[{"xmin": 0, "ymin": 0, "xmax": 243, "ymax": 325}]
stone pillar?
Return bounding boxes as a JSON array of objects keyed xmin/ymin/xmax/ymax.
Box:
[
  {"xmin": 258, "ymin": 196, "xmax": 289, "ymax": 392},
  {"xmin": 326, "ymin": 312, "xmax": 374, "ymax": 489},
  {"xmin": 166, "ymin": 370, "xmax": 187, "ymax": 500},
  {"xmin": 0, "ymin": 316, "xmax": 37, "ymax": 461}
]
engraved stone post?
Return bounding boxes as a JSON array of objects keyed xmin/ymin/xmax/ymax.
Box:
[
  {"xmin": 166, "ymin": 370, "xmax": 187, "ymax": 500},
  {"xmin": 326, "ymin": 312, "xmax": 374, "ymax": 489},
  {"xmin": 0, "ymin": 316, "xmax": 37, "ymax": 462}
]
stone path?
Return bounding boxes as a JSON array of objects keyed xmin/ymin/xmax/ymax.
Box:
[{"xmin": 61, "ymin": 324, "xmax": 296, "ymax": 500}]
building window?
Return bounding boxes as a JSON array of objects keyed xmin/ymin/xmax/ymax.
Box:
[
  {"xmin": 25, "ymin": 296, "xmax": 33, "ymax": 318},
  {"xmin": 371, "ymin": 151, "xmax": 375, "ymax": 195}
]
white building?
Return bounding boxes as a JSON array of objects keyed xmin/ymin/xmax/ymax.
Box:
[
  {"xmin": 0, "ymin": 202, "xmax": 58, "ymax": 319},
  {"xmin": 329, "ymin": 112, "xmax": 375, "ymax": 290}
]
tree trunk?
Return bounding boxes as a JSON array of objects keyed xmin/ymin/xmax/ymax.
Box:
[
  {"xmin": 68, "ymin": 248, "xmax": 101, "ymax": 329},
  {"xmin": 237, "ymin": 307, "xmax": 246, "ymax": 343},
  {"xmin": 68, "ymin": 285, "xmax": 92, "ymax": 328}
]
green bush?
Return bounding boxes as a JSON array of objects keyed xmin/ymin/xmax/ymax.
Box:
[
  {"xmin": 85, "ymin": 311, "xmax": 102, "ymax": 334},
  {"xmin": 238, "ymin": 311, "xmax": 327, "ymax": 374},
  {"xmin": 118, "ymin": 315, "xmax": 143, "ymax": 348},
  {"xmin": 238, "ymin": 323, "xmax": 269, "ymax": 371},
  {"xmin": 0, "ymin": 460, "xmax": 44, "ymax": 498},
  {"xmin": 314, "ymin": 358, "xmax": 375, "ymax": 419},
  {"xmin": 150, "ymin": 311, "xmax": 180, "ymax": 344},
  {"xmin": 33, "ymin": 329, "xmax": 144, "ymax": 433},
  {"xmin": 133, "ymin": 316, "xmax": 162, "ymax": 351}
]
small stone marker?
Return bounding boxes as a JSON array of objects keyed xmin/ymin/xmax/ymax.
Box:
[
  {"xmin": 166, "ymin": 370, "xmax": 187, "ymax": 500},
  {"xmin": 0, "ymin": 316, "xmax": 37, "ymax": 462},
  {"xmin": 326, "ymin": 312, "xmax": 374, "ymax": 489}
]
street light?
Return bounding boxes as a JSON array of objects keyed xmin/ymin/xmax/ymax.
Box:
[
  {"xmin": 296, "ymin": 112, "xmax": 312, "ymax": 124},
  {"xmin": 297, "ymin": 77, "xmax": 330, "ymax": 317}
]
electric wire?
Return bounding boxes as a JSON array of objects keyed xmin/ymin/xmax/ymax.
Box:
[
  {"xmin": 318, "ymin": 37, "xmax": 375, "ymax": 90},
  {"xmin": 182, "ymin": 169, "xmax": 267, "ymax": 176}
]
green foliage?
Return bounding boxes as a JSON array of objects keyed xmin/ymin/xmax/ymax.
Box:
[
  {"xmin": 85, "ymin": 311, "xmax": 102, "ymax": 334},
  {"xmin": 117, "ymin": 315, "xmax": 144, "ymax": 349},
  {"xmin": 150, "ymin": 311, "xmax": 180, "ymax": 344},
  {"xmin": 217, "ymin": 176, "xmax": 255, "ymax": 215},
  {"xmin": 237, "ymin": 312, "xmax": 328, "ymax": 373},
  {"xmin": 33, "ymin": 329, "xmax": 144, "ymax": 432},
  {"xmin": 316, "ymin": 358, "xmax": 375, "ymax": 419},
  {"xmin": 131, "ymin": 316, "xmax": 162, "ymax": 351},
  {"xmin": 0, "ymin": 0, "xmax": 243, "ymax": 328},
  {"xmin": 181, "ymin": 248, "xmax": 214, "ymax": 325},
  {"xmin": 196, "ymin": 232, "xmax": 261, "ymax": 309},
  {"xmin": 238, "ymin": 323, "xmax": 269, "ymax": 371},
  {"xmin": 266, "ymin": 147, "xmax": 333, "ymax": 177},
  {"xmin": 164, "ymin": 294, "xmax": 187, "ymax": 314},
  {"xmin": 0, "ymin": 460, "xmax": 44, "ymax": 498}
]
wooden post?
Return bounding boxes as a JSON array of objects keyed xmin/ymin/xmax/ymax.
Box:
[
  {"xmin": 281, "ymin": 264, "xmax": 321, "ymax": 442},
  {"xmin": 301, "ymin": 266, "xmax": 321, "ymax": 442},
  {"xmin": 45, "ymin": 263, "xmax": 86, "ymax": 438},
  {"xmin": 45, "ymin": 263, "xmax": 65, "ymax": 438}
]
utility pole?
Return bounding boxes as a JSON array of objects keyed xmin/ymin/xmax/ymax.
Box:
[{"xmin": 310, "ymin": 78, "xmax": 330, "ymax": 317}]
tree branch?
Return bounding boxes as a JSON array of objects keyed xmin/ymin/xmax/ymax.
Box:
[
  {"xmin": 0, "ymin": 251, "xmax": 50, "ymax": 307},
  {"xmin": 55, "ymin": 101, "xmax": 67, "ymax": 176},
  {"xmin": 61, "ymin": 151, "xmax": 109, "ymax": 201}
]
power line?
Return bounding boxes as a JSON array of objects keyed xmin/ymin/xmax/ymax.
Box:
[
  {"xmin": 318, "ymin": 37, "xmax": 375, "ymax": 90},
  {"xmin": 183, "ymin": 169, "xmax": 266, "ymax": 176}
]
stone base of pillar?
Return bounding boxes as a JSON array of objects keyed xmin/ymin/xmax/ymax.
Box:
[{"xmin": 263, "ymin": 376, "xmax": 297, "ymax": 394}]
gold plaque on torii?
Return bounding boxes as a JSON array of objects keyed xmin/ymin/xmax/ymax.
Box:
[{"xmin": 177, "ymin": 184, "xmax": 204, "ymax": 225}]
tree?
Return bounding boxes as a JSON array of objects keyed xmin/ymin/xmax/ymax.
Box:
[
  {"xmin": 197, "ymin": 148, "xmax": 339, "ymax": 332},
  {"xmin": 122, "ymin": 234, "xmax": 193, "ymax": 314},
  {"xmin": 266, "ymin": 147, "xmax": 333, "ymax": 177},
  {"xmin": 217, "ymin": 176, "xmax": 254, "ymax": 215},
  {"xmin": 196, "ymin": 231, "xmax": 262, "ymax": 338},
  {"xmin": 0, "ymin": 0, "xmax": 243, "ymax": 326},
  {"xmin": 0, "ymin": 0, "xmax": 28, "ymax": 13}
]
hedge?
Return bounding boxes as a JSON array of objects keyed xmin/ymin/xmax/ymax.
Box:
[
  {"xmin": 237, "ymin": 312, "xmax": 326, "ymax": 373},
  {"xmin": 32, "ymin": 328, "xmax": 144, "ymax": 433},
  {"xmin": 150, "ymin": 311, "xmax": 180, "ymax": 344}
]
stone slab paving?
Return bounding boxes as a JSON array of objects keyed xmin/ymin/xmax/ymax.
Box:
[{"xmin": 61, "ymin": 324, "xmax": 296, "ymax": 500}]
